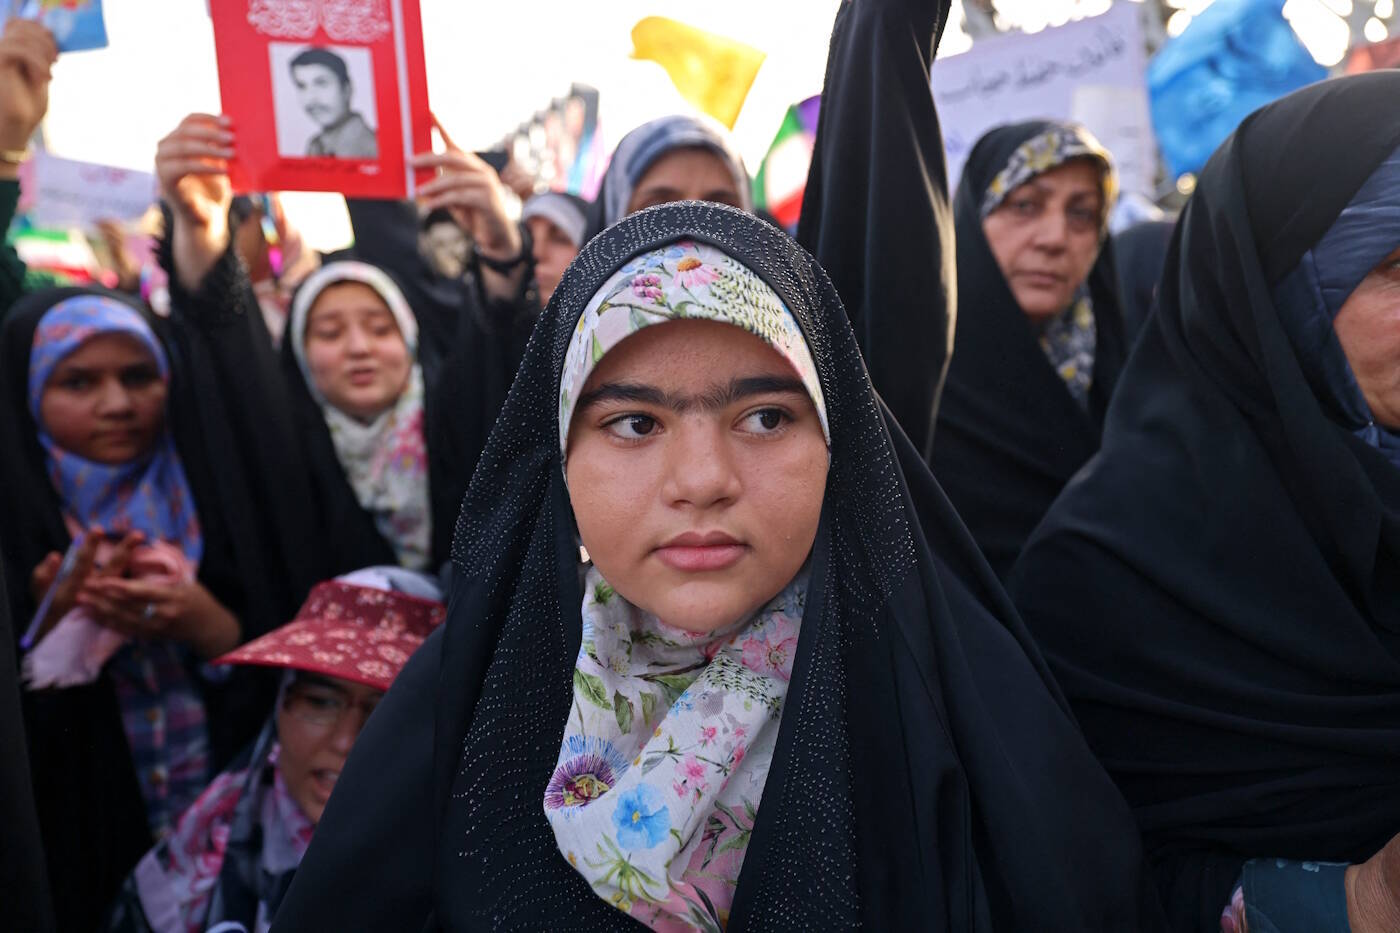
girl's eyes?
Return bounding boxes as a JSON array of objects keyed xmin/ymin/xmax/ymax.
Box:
[
  {"xmin": 738, "ymin": 407, "xmax": 791, "ymax": 434},
  {"xmin": 57, "ymin": 374, "xmax": 91, "ymax": 391},
  {"xmin": 310, "ymin": 327, "xmax": 343, "ymax": 342},
  {"xmin": 598, "ymin": 406, "xmax": 793, "ymax": 442},
  {"xmin": 121, "ymin": 367, "xmax": 160, "ymax": 388},
  {"xmin": 603, "ymin": 414, "xmax": 658, "ymax": 440},
  {"xmin": 1009, "ymin": 198, "xmax": 1042, "ymax": 217}
]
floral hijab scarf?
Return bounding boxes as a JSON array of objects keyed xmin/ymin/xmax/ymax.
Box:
[
  {"xmin": 546, "ymin": 241, "xmax": 828, "ymax": 930},
  {"xmin": 118, "ymin": 719, "xmax": 312, "ymax": 933},
  {"xmin": 28, "ymin": 295, "xmax": 203, "ymax": 561},
  {"xmin": 289, "ymin": 262, "xmax": 431, "ymax": 570}
]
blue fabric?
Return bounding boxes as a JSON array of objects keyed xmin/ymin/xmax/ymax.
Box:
[
  {"xmin": 27, "ymin": 295, "xmax": 203, "ymax": 561},
  {"xmin": 1148, "ymin": 0, "xmax": 1326, "ymax": 178},
  {"xmin": 1272, "ymin": 148, "xmax": 1400, "ymax": 467},
  {"xmin": 1241, "ymin": 858, "xmax": 1350, "ymax": 933}
]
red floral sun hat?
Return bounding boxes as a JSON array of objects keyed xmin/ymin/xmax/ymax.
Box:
[{"xmin": 215, "ymin": 580, "xmax": 446, "ymax": 692}]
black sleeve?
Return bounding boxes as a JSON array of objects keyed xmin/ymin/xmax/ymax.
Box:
[
  {"xmin": 159, "ymin": 229, "xmax": 327, "ymax": 609},
  {"xmin": 0, "ymin": 179, "xmax": 31, "ymax": 316},
  {"xmin": 796, "ymin": 0, "xmax": 956, "ymax": 463},
  {"xmin": 0, "ymin": 548, "xmax": 56, "ymax": 933},
  {"xmin": 271, "ymin": 626, "xmax": 443, "ymax": 931},
  {"xmin": 345, "ymin": 198, "xmax": 427, "ymax": 285}
]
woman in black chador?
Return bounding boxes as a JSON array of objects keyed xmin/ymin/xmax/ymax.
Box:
[
  {"xmin": 930, "ymin": 120, "xmax": 1127, "ymax": 579},
  {"xmin": 1010, "ymin": 73, "xmax": 1400, "ymax": 931},
  {"xmin": 270, "ymin": 201, "xmax": 1165, "ymax": 931}
]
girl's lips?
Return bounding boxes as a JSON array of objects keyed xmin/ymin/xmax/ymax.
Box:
[
  {"xmin": 654, "ymin": 543, "xmax": 747, "ymax": 572},
  {"xmin": 346, "ymin": 368, "xmax": 379, "ymax": 387}
]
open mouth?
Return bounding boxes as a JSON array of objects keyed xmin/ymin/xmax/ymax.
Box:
[{"xmin": 311, "ymin": 769, "xmax": 340, "ymax": 798}]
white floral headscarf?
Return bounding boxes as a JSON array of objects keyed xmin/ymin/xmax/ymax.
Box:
[
  {"xmin": 289, "ymin": 262, "xmax": 432, "ymax": 571},
  {"xmin": 557, "ymin": 239, "xmax": 829, "ymax": 459}
]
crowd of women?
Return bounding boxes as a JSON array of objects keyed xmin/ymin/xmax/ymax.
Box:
[{"xmin": 3, "ymin": 0, "xmax": 1399, "ymax": 930}]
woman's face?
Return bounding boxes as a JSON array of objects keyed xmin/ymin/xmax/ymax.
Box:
[
  {"xmin": 276, "ymin": 672, "xmax": 384, "ymax": 824},
  {"xmin": 566, "ymin": 320, "xmax": 829, "ymax": 634},
  {"xmin": 526, "ymin": 215, "xmax": 579, "ymax": 304},
  {"xmin": 981, "ymin": 159, "xmax": 1105, "ymax": 322},
  {"xmin": 1335, "ymin": 245, "xmax": 1400, "ymax": 429},
  {"xmin": 39, "ymin": 333, "xmax": 167, "ymax": 464},
  {"xmin": 302, "ymin": 282, "xmax": 412, "ymax": 422},
  {"xmin": 626, "ymin": 147, "xmax": 744, "ymax": 215}
]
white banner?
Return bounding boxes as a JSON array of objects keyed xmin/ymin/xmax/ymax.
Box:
[
  {"xmin": 932, "ymin": 4, "xmax": 1157, "ymax": 198},
  {"xmin": 25, "ymin": 151, "xmax": 158, "ymax": 228}
]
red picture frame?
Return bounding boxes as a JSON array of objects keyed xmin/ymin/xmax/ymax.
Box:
[{"xmin": 209, "ymin": 0, "xmax": 434, "ymax": 198}]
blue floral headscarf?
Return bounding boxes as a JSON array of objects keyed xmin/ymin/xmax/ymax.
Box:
[{"xmin": 27, "ymin": 295, "xmax": 203, "ymax": 561}]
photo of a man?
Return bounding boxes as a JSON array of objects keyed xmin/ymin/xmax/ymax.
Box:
[{"xmin": 288, "ymin": 46, "xmax": 378, "ymax": 159}]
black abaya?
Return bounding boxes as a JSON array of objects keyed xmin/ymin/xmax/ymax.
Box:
[
  {"xmin": 272, "ymin": 201, "xmax": 1164, "ymax": 932},
  {"xmin": 0, "ymin": 541, "xmax": 54, "ymax": 933},
  {"xmin": 796, "ymin": 0, "xmax": 957, "ymax": 463},
  {"xmin": 1007, "ymin": 73, "xmax": 1400, "ymax": 932}
]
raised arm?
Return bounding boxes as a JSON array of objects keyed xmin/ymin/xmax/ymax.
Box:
[
  {"xmin": 0, "ymin": 19, "xmax": 58, "ymax": 315},
  {"xmin": 154, "ymin": 114, "xmax": 327, "ymax": 600},
  {"xmin": 797, "ymin": 0, "xmax": 955, "ymax": 462}
]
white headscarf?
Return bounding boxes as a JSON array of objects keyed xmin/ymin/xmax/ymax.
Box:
[{"xmin": 289, "ymin": 262, "xmax": 432, "ymax": 570}]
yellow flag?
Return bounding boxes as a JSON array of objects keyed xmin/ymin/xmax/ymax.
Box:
[{"xmin": 630, "ymin": 16, "xmax": 766, "ymax": 130}]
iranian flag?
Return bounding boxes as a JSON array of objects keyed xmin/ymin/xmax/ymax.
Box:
[{"xmin": 752, "ymin": 95, "xmax": 820, "ymax": 233}]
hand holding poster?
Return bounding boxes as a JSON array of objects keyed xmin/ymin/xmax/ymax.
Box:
[
  {"xmin": 208, "ymin": 0, "xmax": 432, "ymax": 198},
  {"xmin": 8, "ymin": 0, "xmax": 107, "ymax": 52}
]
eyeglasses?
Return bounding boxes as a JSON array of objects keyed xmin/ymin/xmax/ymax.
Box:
[{"xmin": 283, "ymin": 683, "xmax": 379, "ymax": 730}]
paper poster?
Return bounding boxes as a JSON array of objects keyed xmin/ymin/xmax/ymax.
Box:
[
  {"xmin": 503, "ymin": 83, "xmax": 604, "ymax": 198},
  {"xmin": 931, "ymin": 4, "xmax": 1157, "ymax": 198},
  {"xmin": 208, "ymin": 0, "xmax": 432, "ymax": 198},
  {"xmin": 22, "ymin": 151, "xmax": 156, "ymax": 228},
  {"xmin": 9, "ymin": 0, "xmax": 108, "ymax": 52}
]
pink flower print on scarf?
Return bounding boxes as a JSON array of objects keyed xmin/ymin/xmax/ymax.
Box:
[{"xmin": 740, "ymin": 614, "xmax": 799, "ymax": 681}]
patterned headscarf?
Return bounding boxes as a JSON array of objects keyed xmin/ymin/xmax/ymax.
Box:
[
  {"xmin": 558, "ymin": 239, "xmax": 829, "ymax": 459},
  {"xmin": 27, "ymin": 295, "xmax": 203, "ymax": 561},
  {"xmin": 289, "ymin": 262, "xmax": 432, "ymax": 570},
  {"xmin": 979, "ymin": 122, "xmax": 1118, "ymax": 231},
  {"xmin": 548, "ymin": 240, "xmax": 826, "ymax": 929}
]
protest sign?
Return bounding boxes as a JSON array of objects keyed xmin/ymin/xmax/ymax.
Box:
[
  {"xmin": 502, "ymin": 83, "xmax": 604, "ymax": 199},
  {"xmin": 208, "ymin": 0, "xmax": 432, "ymax": 198},
  {"xmin": 21, "ymin": 151, "xmax": 156, "ymax": 228},
  {"xmin": 931, "ymin": 4, "xmax": 1157, "ymax": 198},
  {"xmin": 9, "ymin": 0, "xmax": 107, "ymax": 52}
]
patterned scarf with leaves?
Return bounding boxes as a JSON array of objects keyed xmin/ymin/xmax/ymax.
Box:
[{"xmin": 543, "ymin": 565, "xmax": 805, "ymax": 932}]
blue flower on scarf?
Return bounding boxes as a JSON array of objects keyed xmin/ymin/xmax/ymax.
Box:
[{"xmin": 611, "ymin": 784, "xmax": 669, "ymax": 849}]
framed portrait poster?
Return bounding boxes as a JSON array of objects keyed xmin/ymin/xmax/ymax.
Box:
[{"xmin": 209, "ymin": 0, "xmax": 433, "ymax": 198}]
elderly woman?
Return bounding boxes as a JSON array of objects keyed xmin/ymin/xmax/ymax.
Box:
[
  {"xmin": 929, "ymin": 120, "xmax": 1127, "ymax": 579},
  {"xmin": 268, "ymin": 201, "xmax": 1165, "ymax": 931},
  {"xmin": 1008, "ymin": 73, "xmax": 1400, "ymax": 932},
  {"xmin": 105, "ymin": 568, "xmax": 444, "ymax": 933}
]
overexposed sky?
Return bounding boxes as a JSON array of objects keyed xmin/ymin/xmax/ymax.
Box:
[
  {"xmin": 43, "ymin": 0, "xmax": 844, "ymax": 247},
  {"xmin": 38, "ymin": 0, "xmax": 1382, "ymax": 247}
]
